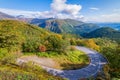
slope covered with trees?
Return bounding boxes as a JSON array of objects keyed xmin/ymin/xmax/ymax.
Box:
[
  {"xmin": 83, "ymin": 27, "xmax": 120, "ymax": 42},
  {"xmin": 94, "ymin": 38, "xmax": 120, "ymax": 79},
  {"xmin": 30, "ymin": 18, "xmax": 99, "ymax": 35},
  {"xmin": 0, "ymin": 20, "xmax": 69, "ymax": 53}
]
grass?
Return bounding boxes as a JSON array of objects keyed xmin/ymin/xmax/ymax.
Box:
[
  {"xmin": 24, "ymin": 50, "xmax": 89, "ymax": 70},
  {"xmin": 52, "ymin": 50, "xmax": 89, "ymax": 70},
  {"xmin": 0, "ymin": 62, "xmax": 64, "ymax": 80}
]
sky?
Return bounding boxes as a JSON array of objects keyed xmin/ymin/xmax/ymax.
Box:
[{"xmin": 0, "ymin": 0, "xmax": 120, "ymax": 22}]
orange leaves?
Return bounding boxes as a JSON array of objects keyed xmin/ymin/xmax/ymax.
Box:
[{"xmin": 38, "ymin": 45, "xmax": 46, "ymax": 52}]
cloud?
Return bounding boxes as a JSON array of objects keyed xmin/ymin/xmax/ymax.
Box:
[
  {"xmin": 51, "ymin": 0, "xmax": 83, "ymax": 20},
  {"xmin": 86, "ymin": 13, "xmax": 120, "ymax": 22},
  {"xmin": 0, "ymin": 8, "xmax": 54, "ymax": 18},
  {"xmin": 90, "ymin": 7, "xmax": 99, "ymax": 11},
  {"xmin": 51, "ymin": 0, "xmax": 82, "ymax": 15},
  {"xmin": 0, "ymin": 0, "xmax": 84, "ymax": 20}
]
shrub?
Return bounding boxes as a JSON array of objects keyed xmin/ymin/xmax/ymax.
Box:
[
  {"xmin": 0, "ymin": 48, "xmax": 8, "ymax": 59},
  {"xmin": 70, "ymin": 46, "xmax": 76, "ymax": 51},
  {"xmin": 45, "ymin": 34, "xmax": 69, "ymax": 53},
  {"xmin": 70, "ymin": 38, "xmax": 76, "ymax": 45},
  {"xmin": 38, "ymin": 45, "xmax": 46, "ymax": 52}
]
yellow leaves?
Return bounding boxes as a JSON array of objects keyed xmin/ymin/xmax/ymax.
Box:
[
  {"xmin": 55, "ymin": 34, "xmax": 63, "ymax": 40},
  {"xmin": 82, "ymin": 39, "xmax": 100, "ymax": 51},
  {"xmin": 75, "ymin": 38, "xmax": 100, "ymax": 51}
]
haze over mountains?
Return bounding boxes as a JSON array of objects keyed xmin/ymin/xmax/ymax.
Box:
[
  {"xmin": 97, "ymin": 23, "xmax": 120, "ymax": 30},
  {"xmin": 0, "ymin": 12, "xmax": 15, "ymax": 19}
]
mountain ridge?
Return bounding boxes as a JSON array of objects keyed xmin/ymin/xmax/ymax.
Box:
[
  {"xmin": 32, "ymin": 18, "xmax": 100, "ymax": 34},
  {"xmin": 83, "ymin": 27, "xmax": 120, "ymax": 42}
]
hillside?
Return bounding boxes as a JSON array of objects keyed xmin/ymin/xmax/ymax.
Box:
[
  {"xmin": 30, "ymin": 18, "xmax": 99, "ymax": 34},
  {"xmin": 0, "ymin": 20, "xmax": 69, "ymax": 53},
  {"xmin": 83, "ymin": 27, "xmax": 120, "ymax": 42}
]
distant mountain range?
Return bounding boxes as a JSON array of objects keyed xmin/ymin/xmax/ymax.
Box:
[
  {"xmin": 30, "ymin": 18, "xmax": 99, "ymax": 34},
  {"xmin": 0, "ymin": 11, "xmax": 120, "ymax": 41},
  {"xmin": 96, "ymin": 23, "xmax": 120, "ymax": 30},
  {"xmin": 83, "ymin": 27, "xmax": 120, "ymax": 42},
  {"xmin": 0, "ymin": 12, "xmax": 100, "ymax": 34}
]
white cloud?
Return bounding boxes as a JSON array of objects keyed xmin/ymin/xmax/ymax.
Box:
[
  {"xmin": 0, "ymin": 0, "xmax": 83, "ymax": 20},
  {"xmin": 51, "ymin": 0, "xmax": 82, "ymax": 15},
  {"xmin": 86, "ymin": 13, "xmax": 120, "ymax": 22},
  {"xmin": 50, "ymin": 0, "xmax": 83, "ymax": 20},
  {"xmin": 90, "ymin": 7, "xmax": 99, "ymax": 11},
  {"xmin": 0, "ymin": 8, "xmax": 54, "ymax": 18}
]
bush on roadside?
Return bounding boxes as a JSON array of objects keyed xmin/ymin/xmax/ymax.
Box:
[{"xmin": 38, "ymin": 45, "xmax": 46, "ymax": 52}]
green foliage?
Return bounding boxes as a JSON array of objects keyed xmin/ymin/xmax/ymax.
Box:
[
  {"xmin": 83, "ymin": 27, "xmax": 120, "ymax": 42},
  {"xmin": 0, "ymin": 48, "xmax": 19, "ymax": 65},
  {"xmin": 36, "ymin": 52, "xmax": 59, "ymax": 57},
  {"xmin": 0, "ymin": 62, "xmax": 63, "ymax": 80},
  {"xmin": 0, "ymin": 20, "xmax": 69, "ymax": 54},
  {"xmin": 95, "ymin": 38, "xmax": 120, "ymax": 79},
  {"xmin": 70, "ymin": 38, "xmax": 77, "ymax": 45},
  {"xmin": 0, "ymin": 48, "xmax": 8, "ymax": 59},
  {"xmin": 0, "ymin": 29, "xmax": 23, "ymax": 51},
  {"xmin": 22, "ymin": 39, "xmax": 41, "ymax": 52},
  {"xmin": 55, "ymin": 50, "xmax": 89, "ymax": 70},
  {"xmin": 45, "ymin": 34, "xmax": 69, "ymax": 53},
  {"xmin": 94, "ymin": 38, "xmax": 118, "ymax": 49},
  {"xmin": 100, "ymin": 46, "xmax": 120, "ymax": 78}
]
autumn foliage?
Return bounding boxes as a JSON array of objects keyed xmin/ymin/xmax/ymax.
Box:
[{"xmin": 38, "ymin": 45, "xmax": 46, "ymax": 52}]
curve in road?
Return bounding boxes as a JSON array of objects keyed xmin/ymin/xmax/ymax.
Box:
[{"xmin": 17, "ymin": 46, "xmax": 108, "ymax": 80}]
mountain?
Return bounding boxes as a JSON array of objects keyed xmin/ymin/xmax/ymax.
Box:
[
  {"xmin": 74, "ymin": 23, "xmax": 100, "ymax": 34},
  {"xmin": 96, "ymin": 23, "xmax": 120, "ymax": 30},
  {"xmin": 0, "ymin": 12, "xmax": 15, "ymax": 19},
  {"xmin": 83, "ymin": 27, "xmax": 120, "ymax": 42},
  {"xmin": 30, "ymin": 18, "xmax": 99, "ymax": 34},
  {"xmin": 0, "ymin": 11, "xmax": 99, "ymax": 35}
]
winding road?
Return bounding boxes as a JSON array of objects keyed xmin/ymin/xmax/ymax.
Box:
[{"xmin": 17, "ymin": 46, "xmax": 108, "ymax": 80}]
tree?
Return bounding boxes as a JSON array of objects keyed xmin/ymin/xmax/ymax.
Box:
[
  {"xmin": 38, "ymin": 45, "xmax": 46, "ymax": 52},
  {"xmin": 45, "ymin": 34, "xmax": 69, "ymax": 53}
]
